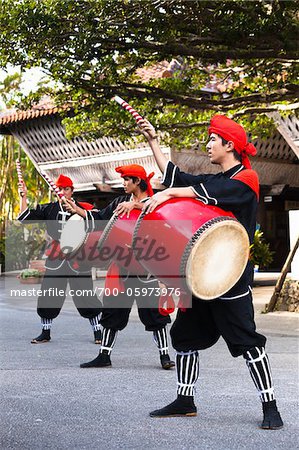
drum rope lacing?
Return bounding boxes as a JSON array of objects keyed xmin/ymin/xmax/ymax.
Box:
[
  {"xmin": 131, "ymin": 210, "xmax": 147, "ymax": 254},
  {"xmin": 96, "ymin": 213, "xmax": 119, "ymax": 251},
  {"xmin": 180, "ymin": 216, "xmax": 238, "ymax": 293}
]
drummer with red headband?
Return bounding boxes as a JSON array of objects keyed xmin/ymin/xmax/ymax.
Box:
[
  {"xmin": 66, "ymin": 164, "xmax": 175, "ymax": 370},
  {"xmin": 18, "ymin": 174, "xmax": 103, "ymax": 345},
  {"xmin": 138, "ymin": 115, "xmax": 283, "ymax": 429}
]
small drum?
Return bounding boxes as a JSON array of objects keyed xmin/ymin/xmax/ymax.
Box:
[
  {"xmin": 97, "ymin": 209, "xmax": 147, "ymax": 275},
  {"xmin": 132, "ymin": 198, "xmax": 249, "ymax": 300},
  {"xmin": 59, "ymin": 214, "xmax": 103, "ymax": 268}
]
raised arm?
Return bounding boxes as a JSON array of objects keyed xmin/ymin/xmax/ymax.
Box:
[
  {"xmin": 138, "ymin": 119, "xmax": 167, "ymax": 174},
  {"xmin": 63, "ymin": 199, "xmax": 87, "ymax": 218},
  {"xmin": 18, "ymin": 180, "xmax": 28, "ymax": 213}
]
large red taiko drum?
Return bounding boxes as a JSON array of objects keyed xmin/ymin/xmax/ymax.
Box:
[
  {"xmin": 97, "ymin": 209, "xmax": 147, "ymax": 275},
  {"xmin": 132, "ymin": 198, "xmax": 250, "ymax": 300}
]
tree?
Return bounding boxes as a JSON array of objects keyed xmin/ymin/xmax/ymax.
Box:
[
  {"xmin": 0, "ymin": 0, "xmax": 298, "ymax": 148},
  {"xmin": 0, "ymin": 74, "xmax": 49, "ymax": 270}
]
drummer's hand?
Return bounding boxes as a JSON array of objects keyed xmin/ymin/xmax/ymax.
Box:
[
  {"xmin": 114, "ymin": 201, "xmax": 136, "ymax": 218},
  {"xmin": 143, "ymin": 191, "xmax": 171, "ymax": 214},
  {"xmin": 18, "ymin": 180, "xmax": 27, "ymax": 198},
  {"xmin": 137, "ymin": 118, "xmax": 158, "ymax": 142},
  {"xmin": 63, "ymin": 198, "xmax": 77, "ymax": 214}
]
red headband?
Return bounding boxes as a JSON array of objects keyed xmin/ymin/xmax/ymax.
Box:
[
  {"xmin": 209, "ymin": 115, "xmax": 257, "ymax": 169},
  {"xmin": 55, "ymin": 174, "xmax": 73, "ymax": 188},
  {"xmin": 115, "ymin": 164, "xmax": 155, "ymax": 197}
]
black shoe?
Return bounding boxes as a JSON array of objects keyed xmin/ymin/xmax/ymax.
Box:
[
  {"xmin": 94, "ymin": 329, "xmax": 102, "ymax": 344},
  {"xmin": 260, "ymin": 400, "xmax": 283, "ymax": 430},
  {"xmin": 31, "ymin": 329, "xmax": 51, "ymax": 344},
  {"xmin": 150, "ymin": 395, "xmax": 197, "ymax": 417},
  {"xmin": 80, "ymin": 352, "xmax": 112, "ymax": 368},
  {"xmin": 160, "ymin": 354, "xmax": 175, "ymax": 370}
]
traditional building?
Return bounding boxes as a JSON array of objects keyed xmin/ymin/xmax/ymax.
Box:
[{"xmin": 0, "ymin": 99, "xmax": 170, "ymax": 210}]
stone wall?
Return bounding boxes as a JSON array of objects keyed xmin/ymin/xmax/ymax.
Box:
[{"xmin": 275, "ymin": 279, "xmax": 299, "ymax": 312}]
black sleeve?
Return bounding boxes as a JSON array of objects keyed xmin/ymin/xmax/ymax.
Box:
[
  {"xmin": 97, "ymin": 196, "xmax": 129, "ymax": 220},
  {"xmin": 191, "ymin": 176, "xmax": 256, "ymax": 210},
  {"xmin": 84, "ymin": 196, "xmax": 129, "ymax": 232},
  {"xmin": 162, "ymin": 161, "xmax": 211, "ymax": 188},
  {"xmin": 17, "ymin": 203, "xmax": 52, "ymax": 222}
]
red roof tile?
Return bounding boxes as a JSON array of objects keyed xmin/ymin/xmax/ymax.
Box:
[
  {"xmin": 136, "ymin": 61, "xmax": 170, "ymax": 82},
  {"xmin": 0, "ymin": 97, "xmax": 64, "ymax": 126}
]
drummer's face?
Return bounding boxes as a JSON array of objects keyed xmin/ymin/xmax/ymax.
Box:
[
  {"xmin": 123, "ymin": 176, "xmax": 138, "ymax": 194},
  {"xmin": 206, "ymin": 133, "xmax": 228, "ymax": 165},
  {"xmin": 59, "ymin": 186, "xmax": 73, "ymax": 199}
]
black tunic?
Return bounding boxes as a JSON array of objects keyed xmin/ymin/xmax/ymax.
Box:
[
  {"xmin": 17, "ymin": 201, "xmax": 90, "ymax": 275},
  {"xmin": 18, "ymin": 201, "xmax": 102, "ymax": 320},
  {"xmin": 161, "ymin": 161, "xmax": 265, "ymax": 355},
  {"xmin": 162, "ymin": 161, "xmax": 258, "ymax": 300}
]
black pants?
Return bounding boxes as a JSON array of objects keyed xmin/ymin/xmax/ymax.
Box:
[
  {"xmin": 171, "ymin": 291, "xmax": 266, "ymax": 357},
  {"xmin": 37, "ymin": 265, "xmax": 102, "ymax": 320},
  {"xmin": 101, "ymin": 277, "xmax": 171, "ymax": 331}
]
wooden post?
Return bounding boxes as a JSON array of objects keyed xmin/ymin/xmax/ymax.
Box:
[{"xmin": 265, "ymin": 235, "xmax": 299, "ymax": 312}]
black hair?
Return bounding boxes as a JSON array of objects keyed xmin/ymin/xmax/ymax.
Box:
[
  {"xmin": 233, "ymin": 150, "xmax": 242, "ymax": 163},
  {"xmin": 219, "ymin": 136, "xmax": 228, "ymax": 145},
  {"xmin": 130, "ymin": 176, "xmax": 148, "ymax": 192},
  {"xmin": 219, "ymin": 136, "xmax": 242, "ymax": 162}
]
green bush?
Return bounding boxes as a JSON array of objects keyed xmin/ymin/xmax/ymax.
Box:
[
  {"xmin": 250, "ymin": 230, "xmax": 274, "ymax": 269},
  {"xmin": 19, "ymin": 268, "xmax": 43, "ymax": 279}
]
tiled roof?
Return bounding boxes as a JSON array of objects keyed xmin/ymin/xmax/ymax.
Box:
[
  {"xmin": 0, "ymin": 97, "xmax": 69, "ymax": 126},
  {"xmin": 135, "ymin": 60, "xmax": 169, "ymax": 82},
  {"xmin": 0, "ymin": 62, "xmax": 174, "ymax": 126}
]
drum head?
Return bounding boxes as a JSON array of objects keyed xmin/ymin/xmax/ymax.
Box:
[
  {"xmin": 185, "ymin": 218, "xmax": 249, "ymax": 300},
  {"xmin": 60, "ymin": 214, "xmax": 86, "ymax": 255}
]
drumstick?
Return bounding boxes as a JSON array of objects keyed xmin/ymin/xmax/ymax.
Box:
[
  {"xmin": 112, "ymin": 95, "xmax": 144, "ymax": 123},
  {"xmin": 16, "ymin": 159, "xmax": 25, "ymax": 197},
  {"xmin": 40, "ymin": 171, "xmax": 65, "ymax": 200}
]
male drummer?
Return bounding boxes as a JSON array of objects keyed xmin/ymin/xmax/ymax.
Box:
[
  {"xmin": 137, "ymin": 115, "xmax": 283, "ymax": 429},
  {"xmin": 65, "ymin": 164, "xmax": 175, "ymax": 370},
  {"xmin": 18, "ymin": 174, "xmax": 102, "ymax": 344}
]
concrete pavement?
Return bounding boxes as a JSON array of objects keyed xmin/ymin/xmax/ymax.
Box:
[{"xmin": 0, "ymin": 275, "xmax": 298, "ymax": 449}]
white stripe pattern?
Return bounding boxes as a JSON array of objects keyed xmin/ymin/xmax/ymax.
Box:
[
  {"xmin": 41, "ymin": 318, "xmax": 53, "ymax": 330},
  {"xmin": 190, "ymin": 186, "xmax": 208, "ymax": 204},
  {"xmin": 161, "ymin": 161, "xmax": 178, "ymax": 188},
  {"xmin": 169, "ymin": 165, "xmax": 178, "ymax": 188},
  {"xmin": 17, "ymin": 208, "xmax": 30, "ymax": 222},
  {"xmin": 100, "ymin": 328, "xmax": 118, "ymax": 355},
  {"xmin": 153, "ymin": 328, "xmax": 169, "ymax": 355},
  {"xmin": 219, "ymin": 289, "xmax": 250, "ymax": 300},
  {"xmin": 176, "ymin": 351, "xmax": 199, "ymax": 396},
  {"xmin": 85, "ymin": 210, "xmax": 95, "ymax": 232},
  {"xmin": 89, "ymin": 313, "xmax": 102, "ymax": 331},
  {"xmin": 244, "ymin": 346, "xmax": 275, "ymax": 402},
  {"xmin": 200, "ymin": 183, "xmax": 218, "ymax": 205},
  {"xmin": 230, "ymin": 165, "xmax": 244, "ymax": 178}
]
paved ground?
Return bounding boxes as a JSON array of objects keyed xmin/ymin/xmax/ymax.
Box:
[{"xmin": 0, "ymin": 275, "xmax": 298, "ymax": 449}]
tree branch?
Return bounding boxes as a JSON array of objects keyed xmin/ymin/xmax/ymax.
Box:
[{"xmin": 103, "ymin": 38, "xmax": 298, "ymax": 60}]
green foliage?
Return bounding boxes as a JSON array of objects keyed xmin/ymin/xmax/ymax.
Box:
[
  {"xmin": 19, "ymin": 268, "xmax": 43, "ymax": 279},
  {"xmin": 4, "ymin": 221, "xmax": 46, "ymax": 271},
  {"xmin": 0, "ymin": 73, "xmax": 49, "ymax": 271},
  {"xmin": 250, "ymin": 230, "xmax": 274, "ymax": 269},
  {"xmin": 0, "ymin": 0, "xmax": 298, "ymax": 145}
]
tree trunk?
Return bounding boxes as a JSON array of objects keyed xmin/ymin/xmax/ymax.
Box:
[{"xmin": 265, "ymin": 236, "xmax": 299, "ymax": 312}]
